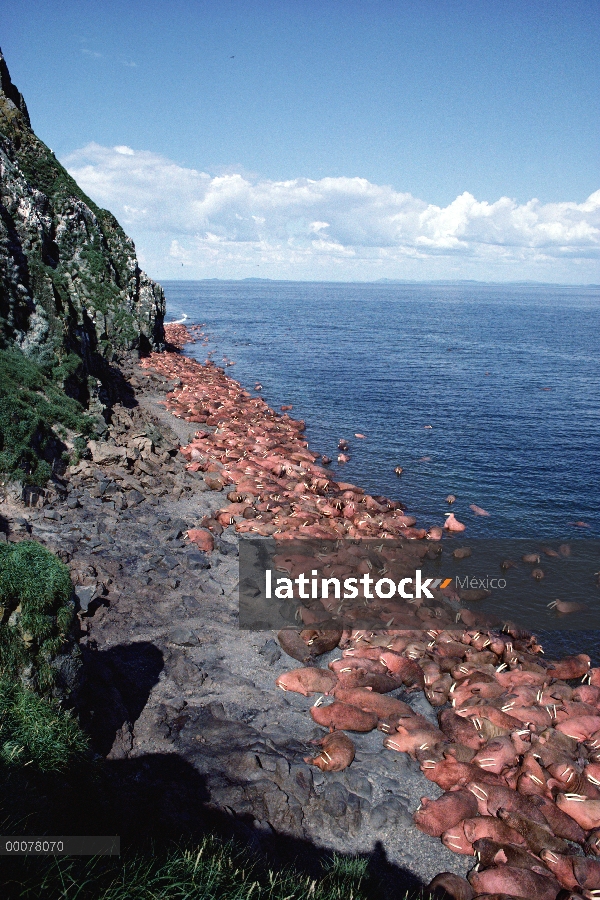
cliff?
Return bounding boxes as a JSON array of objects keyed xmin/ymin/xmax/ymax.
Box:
[{"xmin": 0, "ymin": 48, "xmax": 165, "ymax": 378}]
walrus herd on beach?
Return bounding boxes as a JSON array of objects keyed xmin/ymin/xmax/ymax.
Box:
[{"xmin": 140, "ymin": 322, "xmax": 600, "ymax": 900}]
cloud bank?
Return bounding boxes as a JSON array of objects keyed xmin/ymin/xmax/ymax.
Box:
[{"xmin": 63, "ymin": 143, "xmax": 600, "ymax": 282}]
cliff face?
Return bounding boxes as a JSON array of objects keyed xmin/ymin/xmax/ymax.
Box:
[{"xmin": 0, "ymin": 48, "xmax": 165, "ymax": 376}]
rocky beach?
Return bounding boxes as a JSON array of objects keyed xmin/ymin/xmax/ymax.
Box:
[{"xmin": 4, "ymin": 322, "xmax": 600, "ymax": 898}]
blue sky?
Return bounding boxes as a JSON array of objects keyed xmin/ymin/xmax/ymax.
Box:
[{"xmin": 3, "ymin": 0, "xmax": 599, "ymax": 282}]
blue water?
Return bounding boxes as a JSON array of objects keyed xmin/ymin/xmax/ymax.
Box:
[
  {"xmin": 163, "ymin": 281, "xmax": 600, "ymax": 541},
  {"xmin": 162, "ymin": 281, "xmax": 600, "ymax": 660}
]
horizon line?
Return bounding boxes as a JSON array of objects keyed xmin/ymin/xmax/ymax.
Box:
[{"xmin": 157, "ymin": 277, "xmax": 600, "ymax": 287}]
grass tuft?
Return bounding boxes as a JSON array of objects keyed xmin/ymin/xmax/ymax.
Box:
[
  {"xmin": 9, "ymin": 835, "xmax": 390, "ymax": 900},
  {"xmin": 0, "ymin": 677, "xmax": 88, "ymax": 772},
  {"xmin": 0, "ymin": 541, "xmax": 75, "ymax": 692}
]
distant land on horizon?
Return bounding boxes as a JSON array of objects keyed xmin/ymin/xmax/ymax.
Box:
[{"xmin": 159, "ymin": 277, "xmax": 600, "ymax": 288}]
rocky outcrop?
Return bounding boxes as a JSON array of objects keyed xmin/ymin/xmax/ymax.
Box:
[{"xmin": 0, "ymin": 47, "xmax": 164, "ymax": 378}]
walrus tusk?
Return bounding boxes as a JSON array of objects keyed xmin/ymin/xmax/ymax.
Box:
[{"xmin": 468, "ymin": 784, "xmax": 488, "ymax": 801}]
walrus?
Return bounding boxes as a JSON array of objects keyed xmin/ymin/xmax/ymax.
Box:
[
  {"xmin": 557, "ymin": 714, "xmax": 600, "ymax": 741},
  {"xmin": 453, "ymin": 547, "xmax": 472, "ymax": 560},
  {"xmin": 586, "ymin": 829, "xmax": 600, "ymax": 856},
  {"xmin": 556, "ymin": 792, "xmax": 600, "ymax": 830},
  {"xmin": 473, "ymin": 837, "xmax": 551, "ymax": 873},
  {"xmin": 336, "ymin": 668, "xmax": 404, "ymax": 693},
  {"xmin": 275, "ymin": 667, "xmax": 337, "ymax": 696},
  {"xmin": 384, "ymin": 723, "xmax": 444, "ymax": 757},
  {"xmin": 438, "ymin": 709, "xmax": 485, "ymax": 752},
  {"xmin": 300, "ymin": 626, "xmax": 343, "ymax": 656},
  {"xmin": 461, "ymin": 705, "xmax": 524, "ymax": 734},
  {"xmin": 329, "ymin": 657, "xmax": 384, "ymax": 677},
  {"xmin": 310, "ymin": 701, "xmax": 377, "ymax": 733},
  {"xmin": 426, "ymin": 872, "xmax": 474, "ymax": 900},
  {"xmin": 546, "ymin": 653, "xmax": 591, "ymax": 681},
  {"xmin": 465, "ymin": 781, "xmax": 548, "ymax": 824},
  {"xmin": 333, "ymin": 687, "xmax": 413, "ymax": 721},
  {"xmin": 413, "ymin": 789, "xmax": 478, "ymax": 837},
  {"xmin": 573, "ymin": 683, "xmax": 600, "ymax": 705},
  {"xmin": 539, "ymin": 850, "xmax": 580, "ymax": 891},
  {"xmin": 304, "ymin": 731, "xmax": 355, "ymax": 772},
  {"xmin": 472, "ymin": 735, "xmax": 519, "ymax": 775},
  {"xmin": 462, "ymin": 815, "xmax": 528, "ymax": 849},
  {"xmin": 378, "ymin": 653, "xmax": 426, "ymax": 690},
  {"xmin": 277, "ymin": 629, "xmax": 314, "ymax": 664},
  {"xmin": 468, "ymin": 864, "xmax": 561, "ymax": 900},
  {"xmin": 444, "ymin": 513, "xmax": 466, "ymax": 532},
  {"xmin": 420, "ymin": 754, "xmax": 505, "ymax": 791},
  {"xmin": 547, "ymin": 762, "xmax": 600, "ymax": 800},
  {"xmin": 497, "ymin": 807, "xmax": 569, "ymax": 855},
  {"xmin": 542, "ymin": 850, "xmax": 600, "ymax": 891},
  {"xmin": 426, "ymin": 676, "xmax": 453, "ymax": 707},
  {"xmin": 441, "ymin": 820, "xmax": 475, "ymax": 856}
]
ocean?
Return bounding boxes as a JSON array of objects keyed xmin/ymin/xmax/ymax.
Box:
[{"xmin": 162, "ymin": 280, "xmax": 600, "ymax": 658}]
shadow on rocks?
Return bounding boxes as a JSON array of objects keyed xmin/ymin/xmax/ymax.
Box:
[
  {"xmin": 77, "ymin": 641, "xmax": 164, "ymax": 756},
  {"xmin": 2, "ymin": 750, "xmax": 423, "ymax": 900}
]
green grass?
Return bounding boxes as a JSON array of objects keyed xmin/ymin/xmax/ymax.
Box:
[
  {"xmin": 7, "ymin": 838, "xmax": 385, "ymax": 900},
  {"xmin": 0, "ymin": 541, "xmax": 76, "ymax": 692},
  {"xmin": 0, "ymin": 678, "xmax": 88, "ymax": 772},
  {"xmin": 0, "ymin": 346, "xmax": 95, "ymax": 485}
]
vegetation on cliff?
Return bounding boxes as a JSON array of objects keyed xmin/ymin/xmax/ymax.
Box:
[
  {"xmin": 0, "ymin": 47, "xmax": 165, "ymax": 366},
  {"xmin": 0, "ymin": 47, "xmax": 165, "ymax": 485},
  {"xmin": 0, "ymin": 346, "xmax": 95, "ymax": 485}
]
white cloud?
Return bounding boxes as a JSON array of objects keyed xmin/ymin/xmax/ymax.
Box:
[{"xmin": 62, "ymin": 142, "xmax": 600, "ymax": 281}]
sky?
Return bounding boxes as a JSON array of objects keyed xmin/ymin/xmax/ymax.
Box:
[{"xmin": 3, "ymin": 0, "xmax": 600, "ymax": 283}]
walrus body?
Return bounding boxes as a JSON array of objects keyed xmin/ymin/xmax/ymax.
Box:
[
  {"xmin": 468, "ymin": 865, "xmax": 560, "ymax": 900},
  {"xmin": 413, "ymin": 789, "xmax": 478, "ymax": 837},
  {"xmin": 333, "ymin": 687, "xmax": 413, "ymax": 720},
  {"xmin": 426, "ymin": 872, "xmax": 474, "ymax": 900},
  {"xmin": 304, "ymin": 731, "xmax": 355, "ymax": 772},
  {"xmin": 310, "ymin": 701, "xmax": 378, "ymax": 732},
  {"xmin": 275, "ymin": 667, "xmax": 337, "ymax": 696}
]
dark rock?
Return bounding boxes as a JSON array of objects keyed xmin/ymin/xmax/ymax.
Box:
[
  {"xmin": 322, "ymin": 781, "xmax": 348, "ymax": 818},
  {"xmin": 258, "ymin": 639, "xmax": 282, "ymax": 665},
  {"xmin": 185, "ymin": 549, "xmax": 210, "ymax": 571},
  {"xmin": 369, "ymin": 797, "xmax": 412, "ymax": 829},
  {"xmin": 169, "ymin": 627, "xmax": 198, "ymax": 646}
]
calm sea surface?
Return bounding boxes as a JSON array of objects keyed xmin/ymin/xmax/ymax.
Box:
[{"xmin": 162, "ymin": 281, "xmax": 600, "ymax": 658}]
